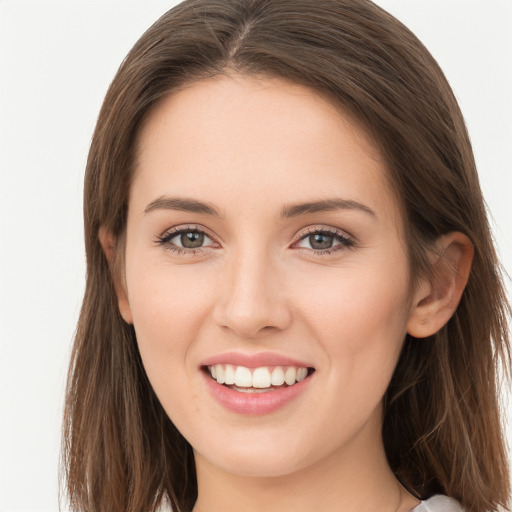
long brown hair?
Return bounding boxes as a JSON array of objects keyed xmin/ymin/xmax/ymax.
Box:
[{"xmin": 62, "ymin": 1, "xmax": 511, "ymax": 511}]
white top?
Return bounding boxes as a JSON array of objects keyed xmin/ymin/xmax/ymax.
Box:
[
  {"xmin": 412, "ymin": 495, "xmax": 465, "ymax": 511},
  {"xmin": 160, "ymin": 494, "xmax": 464, "ymax": 511}
]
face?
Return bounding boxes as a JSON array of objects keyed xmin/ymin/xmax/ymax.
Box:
[{"xmin": 119, "ymin": 74, "xmax": 416, "ymax": 478}]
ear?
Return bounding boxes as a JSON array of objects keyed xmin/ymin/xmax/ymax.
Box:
[
  {"xmin": 98, "ymin": 226, "xmax": 133, "ymax": 324},
  {"xmin": 407, "ymin": 232, "xmax": 473, "ymax": 338}
]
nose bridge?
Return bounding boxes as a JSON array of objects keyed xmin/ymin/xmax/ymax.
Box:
[{"xmin": 216, "ymin": 243, "xmax": 290, "ymax": 338}]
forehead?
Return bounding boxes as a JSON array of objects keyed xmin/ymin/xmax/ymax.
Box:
[
  {"xmin": 131, "ymin": 74, "xmax": 398, "ymax": 224},
  {"xmin": 137, "ymin": 73, "xmax": 382, "ymax": 165}
]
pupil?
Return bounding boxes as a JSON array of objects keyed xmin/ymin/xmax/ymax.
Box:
[
  {"xmin": 181, "ymin": 231, "xmax": 204, "ymax": 248},
  {"xmin": 310, "ymin": 233, "xmax": 333, "ymax": 250}
]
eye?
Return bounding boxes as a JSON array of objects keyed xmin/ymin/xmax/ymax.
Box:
[
  {"xmin": 174, "ymin": 230, "xmax": 209, "ymax": 249},
  {"xmin": 156, "ymin": 226, "xmax": 217, "ymax": 252},
  {"xmin": 294, "ymin": 228, "xmax": 354, "ymax": 253}
]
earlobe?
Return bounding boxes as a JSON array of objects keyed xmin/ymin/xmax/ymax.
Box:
[
  {"xmin": 98, "ymin": 226, "xmax": 133, "ymax": 324},
  {"xmin": 407, "ymin": 232, "xmax": 474, "ymax": 338}
]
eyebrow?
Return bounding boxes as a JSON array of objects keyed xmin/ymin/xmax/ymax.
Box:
[
  {"xmin": 280, "ymin": 198, "xmax": 376, "ymax": 218},
  {"xmin": 144, "ymin": 196, "xmax": 219, "ymax": 216},
  {"xmin": 144, "ymin": 196, "xmax": 376, "ymax": 219}
]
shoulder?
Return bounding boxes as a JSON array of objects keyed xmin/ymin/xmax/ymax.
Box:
[{"xmin": 412, "ymin": 495, "xmax": 465, "ymax": 512}]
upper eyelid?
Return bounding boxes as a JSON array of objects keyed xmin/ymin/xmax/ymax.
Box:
[
  {"xmin": 293, "ymin": 225, "xmax": 354, "ymax": 242},
  {"xmin": 159, "ymin": 224, "xmax": 218, "ymax": 240}
]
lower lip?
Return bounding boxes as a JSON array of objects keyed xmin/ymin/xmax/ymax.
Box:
[{"xmin": 202, "ymin": 371, "xmax": 312, "ymax": 415}]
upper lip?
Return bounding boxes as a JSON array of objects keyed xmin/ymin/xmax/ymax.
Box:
[{"xmin": 201, "ymin": 351, "xmax": 314, "ymax": 369}]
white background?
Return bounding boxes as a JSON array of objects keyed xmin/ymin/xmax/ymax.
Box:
[{"xmin": 0, "ymin": 1, "xmax": 511, "ymax": 510}]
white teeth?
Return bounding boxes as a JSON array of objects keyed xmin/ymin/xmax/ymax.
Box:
[
  {"xmin": 224, "ymin": 365, "xmax": 236, "ymax": 385},
  {"xmin": 252, "ymin": 367, "xmax": 271, "ymax": 388},
  {"xmin": 208, "ymin": 364, "xmax": 310, "ymax": 389},
  {"xmin": 234, "ymin": 366, "xmax": 253, "ymax": 387},
  {"xmin": 296, "ymin": 367, "xmax": 308, "ymax": 382},
  {"xmin": 271, "ymin": 367, "xmax": 285, "ymax": 386},
  {"xmin": 284, "ymin": 367, "xmax": 297, "ymax": 385},
  {"xmin": 216, "ymin": 365, "xmax": 225, "ymax": 384}
]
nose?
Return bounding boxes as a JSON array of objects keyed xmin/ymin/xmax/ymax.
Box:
[{"xmin": 213, "ymin": 248, "xmax": 292, "ymax": 339}]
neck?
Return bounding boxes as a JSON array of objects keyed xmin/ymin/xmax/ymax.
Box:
[{"xmin": 192, "ymin": 412, "xmax": 419, "ymax": 512}]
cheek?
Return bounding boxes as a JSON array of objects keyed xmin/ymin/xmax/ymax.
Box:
[
  {"xmin": 295, "ymin": 258, "xmax": 410, "ymax": 377},
  {"xmin": 125, "ymin": 257, "xmax": 213, "ymax": 381},
  {"xmin": 125, "ymin": 270, "xmax": 213, "ymax": 429}
]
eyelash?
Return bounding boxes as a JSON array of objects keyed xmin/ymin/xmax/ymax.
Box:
[{"xmin": 155, "ymin": 225, "xmax": 355, "ymax": 256}]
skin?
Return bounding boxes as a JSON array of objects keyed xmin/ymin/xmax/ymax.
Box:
[{"xmin": 103, "ymin": 74, "xmax": 473, "ymax": 512}]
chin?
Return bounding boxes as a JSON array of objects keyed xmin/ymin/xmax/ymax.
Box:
[
  {"xmin": 187, "ymin": 418, "xmax": 334, "ymax": 480},
  {"xmin": 198, "ymin": 446, "xmax": 313, "ymax": 479}
]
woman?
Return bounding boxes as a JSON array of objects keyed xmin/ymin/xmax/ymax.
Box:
[{"xmin": 62, "ymin": 1, "xmax": 511, "ymax": 511}]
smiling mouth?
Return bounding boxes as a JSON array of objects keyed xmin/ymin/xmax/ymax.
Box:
[{"xmin": 204, "ymin": 364, "xmax": 315, "ymax": 393}]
